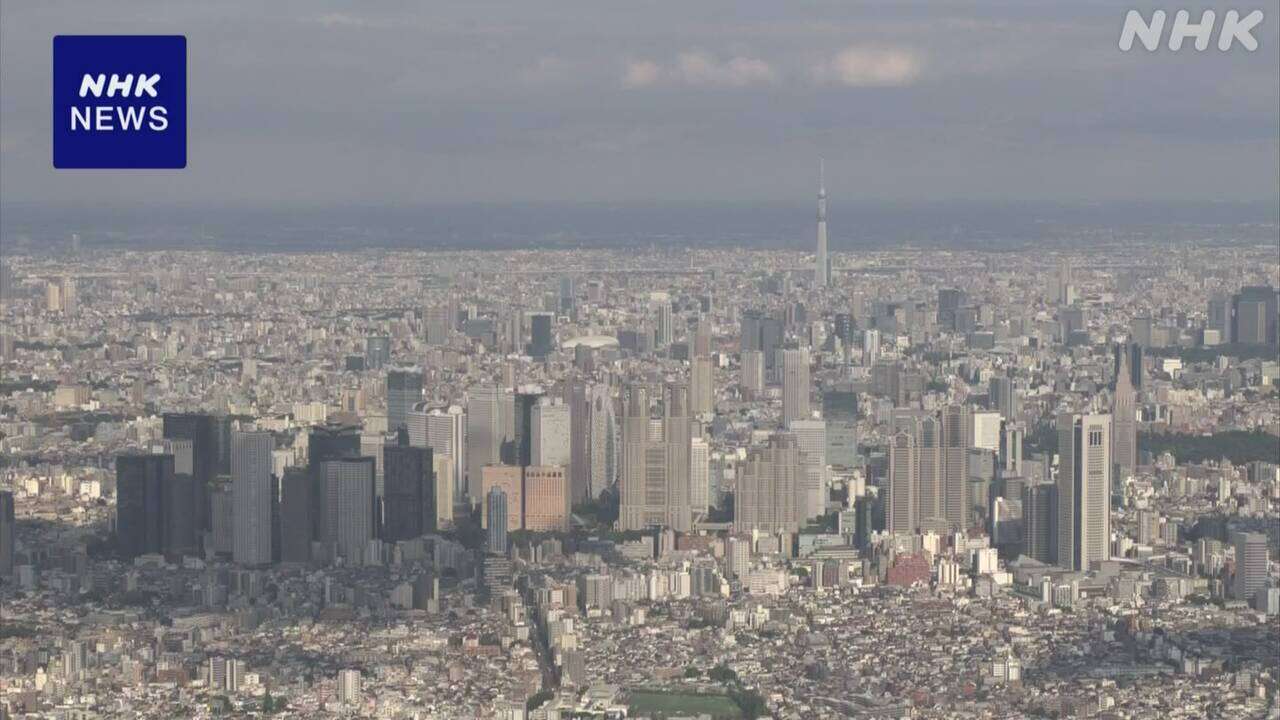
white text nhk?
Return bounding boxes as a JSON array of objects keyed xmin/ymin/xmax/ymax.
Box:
[
  {"xmin": 70, "ymin": 73, "xmax": 168, "ymax": 131},
  {"xmin": 1119, "ymin": 9, "xmax": 1264, "ymax": 51}
]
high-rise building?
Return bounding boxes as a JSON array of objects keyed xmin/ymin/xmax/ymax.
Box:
[
  {"xmin": 740, "ymin": 311, "xmax": 783, "ymax": 371},
  {"xmin": 280, "ymin": 467, "xmax": 313, "ymax": 563},
  {"xmin": 431, "ymin": 453, "xmax": 455, "ymax": 529},
  {"xmin": 886, "ymin": 407, "xmax": 971, "ymax": 534},
  {"xmin": 481, "ymin": 465, "xmax": 523, "ymax": 532},
  {"xmin": 509, "ymin": 389, "xmax": 545, "ymax": 467},
  {"xmin": 386, "ymin": 368, "xmax": 423, "ymax": 432},
  {"xmin": 523, "ymin": 465, "xmax": 570, "ymax": 532},
  {"xmin": 232, "ymin": 431, "xmax": 275, "ymax": 566},
  {"xmin": 861, "ymin": 329, "xmax": 880, "ymax": 367},
  {"xmin": 988, "ymin": 374, "xmax": 1019, "ymax": 421},
  {"xmin": 740, "ymin": 350, "xmax": 764, "ymax": 398},
  {"xmin": 822, "ymin": 385, "xmax": 858, "ymax": 468},
  {"xmin": 690, "ymin": 436, "xmax": 710, "ymax": 514},
  {"xmin": 116, "ymin": 453, "xmax": 174, "ymax": 558},
  {"xmin": 781, "ymin": 348, "xmax": 810, "ymax": 425},
  {"xmin": 1112, "ymin": 344, "xmax": 1138, "ymax": 481},
  {"xmin": 528, "ymin": 312, "xmax": 555, "ymax": 358},
  {"xmin": 653, "ymin": 295, "xmax": 674, "ymax": 348},
  {"xmin": 531, "ymin": 400, "xmax": 571, "ymax": 468},
  {"xmin": 690, "ymin": 355, "xmax": 714, "ymax": 416},
  {"xmin": 788, "ymin": 419, "xmax": 827, "ymax": 522},
  {"xmin": 486, "ymin": 487, "xmax": 509, "ymax": 555},
  {"xmin": 336, "ymin": 669, "xmax": 362, "ymax": 705},
  {"xmin": 365, "ymin": 336, "xmax": 391, "ymax": 370},
  {"xmin": 885, "ymin": 427, "xmax": 918, "ymax": 535},
  {"xmin": 693, "ymin": 316, "xmax": 713, "ymax": 357},
  {"xmin": 1022, "ymin": 483, "xmax": 1057, "ymax": 564},
  {"xmin": 1231, "ymin": 285, "xmax": 1279, "ymax": 345},
  {"xmin": 940, "ymin": 406, "xmax": 972, "ymax": 529},
  {"xmin": 163, "ymin": 412, "xmax": 218, "ymax": 537},
  {"xmin": 618, "ymin": 384, "xmax": 693, "ymax": 532},
  {"xmin": 415, "ymin": 405, "xmax": 465, "ymax": 503},
  {"xmin": 814, "ymin": 160, "xmax": 830, "ymax": 288},
  {"xmin": 1232, "ymin": 532, "xmax": 1269, "ymax": 601},
  {"xmin": 735, "ymin": 433, "xmax": 800, "ymax": 534},
  {"xmin": 1056, "ymin": 413, "xmax": 1112, "ymax": 572},
  {"xmin": 320, "ymin": 458, "xmax": 377, "ymax": 564},
  {"xmin": 0, "ymin": 491, "xmax": 14, "ymax": 576},
  {"xmin": 999, "ymin": 421, "xmax": 1024, "ymax": 477},
  {"xmin": 466, "ymin": 386, "xmax": 507, "ymax": 504},
  {"xmin": 382, "ymin": 445, "xmax": 436, "ymax": 542}
]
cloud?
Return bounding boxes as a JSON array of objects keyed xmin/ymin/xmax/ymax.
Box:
[
  {"xmin": 623, "ymin": 51, "xmax": 777, "ymax": 88},
  {"xmin": 623, "ymin": 60, "xmax": 662, "ymax": 88},
  {"xmin": 813, "ymin": 47, "xmax": 923, "ymax": 87},
  {"xmin": 675, "ymin": 51, "xmax": 777, "ymax": 87},
  {"xmin": 313, "ymin": 13, "xmax": 373, "ymax": 29}
]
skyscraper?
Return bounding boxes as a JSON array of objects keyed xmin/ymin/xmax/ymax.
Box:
[
  {"xmin": 740, "ymin": 350, "xmax": 764, "ymax": 399},
  {"xmin": 618, "ymin": 384, "xmax": 693, "ymax": 532},
  {"xmin": 280, "ymin": 467, "xmax": 313, "ymax": 563},
  {"xmin": 690, "ymin": 436, "xmax": 710, "ymax": 514},
  {"xmin": 416, "ymin": 405, "xmax": 466, "ymax": 503},
  {"xmin": 486, "ymin": 487, "xmax": 509, "ymax": 555},
  {"xmin": 528, "ymin": 312, "xmax": 555, "ymax": 358},
  {"xmin": 116, "ymin": 453, "xmax": 174, "ymax": 558},
  {"xmin": 523, "ymin": 465, "xmax": 570, "ymax": 532},
  {"xmin": 988, "ymin": 374, "xmax": 1018, "ymax": 421},
  {"xmin": 1232, "ymin": 531, "xmax": 1269, "ymax": 602},
  {"xmin": 0, "ymin": 491, "xmax": 15, "ymax": 576},
  {"xmin": 1057, "ymin": 413, "xmax": 1111, "ymax": 572},
  {"xmin": 382, "ymin": 445, "xmax": 436, "ymax": 542},
  {"xmin": 163, "ymin": 412, "xmax": 218, "ymax": 538},
  {"xmin": 735, "ymin": 433, "xmax": 800, "ymax": 534},
  {"xmin": 690, "ymin": 355, "xmax": 714, "ymax": 416},
  {"xmin": 466, "ymin": 386, "xmax": 506, "ymax": 504},
  {"xmin": 781, "ymin": 348, "xmax": 810, "ymax": 425},
  {"xmin": 1231, "ymin": 285, "xmax": 1279, "ymax": 345},
  {"xmin": 1112, "ymin": 344, "xmax": 1138, "ymax": 481},
  {"xmin": 320, "ymin": 458, "xmax": 377, "ymax": 564},
  {"xmin": 365, "ymin": 336, "xmax": 391, "ymax": 370},
  {"xmin": 510, "ymin": 389, "xmax": 545, "ymax": 467},
  {"xmin": 1022, "ymin": 483, "xmax": 1057, "ymax": 564},
  {"xmin": 814, "ymin": 160, "xmax": 830, "ymax": 288},
  {"xmin": 481, "ymin": 465, "xmax": 523, "ymax": 532},
  {"xmin": 940, "ymin": 405, "xmax": 972, "ymax": 529},
  {"xmin": 531, "ymin": 400, "xmax": 571, "ymax": 468},
  {"xmin": 386, "ymin": 368, "xmax": 423, "ymax": 432},
  {"xmin": 232, "ymin": 430, "xmax": 275, "ymax": 566},
  {"xmin": 822, "ymin": 385, "xmax": 858, "ymax": 468},
  {"xmin": 788, "ymin": 419, "xmax": 828, "ymax": 522},
  {"xmin": 886, "ymin": 427, "xmax": 918, "ymax": 535},
  {"xmin": 653, "ymin": 295, "xmax": 674, "ymax": 348}
]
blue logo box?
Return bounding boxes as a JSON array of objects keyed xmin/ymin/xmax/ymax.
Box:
[{"xmin": 53, "ymin": 35, "xmax": 186, "ymax": 169}]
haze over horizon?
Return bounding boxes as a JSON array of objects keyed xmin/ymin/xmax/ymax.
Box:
[{"xmin": 2, "ymin": 0, "xmax": 1278, "ymax": 222}]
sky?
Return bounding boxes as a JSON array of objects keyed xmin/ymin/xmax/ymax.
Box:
[{"xmin": 1, "ymin": 0, "xmax": 1278, "ymax": 216}]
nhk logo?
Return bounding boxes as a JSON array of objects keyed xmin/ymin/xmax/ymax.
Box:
[
  {"xmin": 73, "ymin": 73, "xmax": 169, "ymax": 131},
  {"xmin": 1119, "ymin": 9, "xmax": 1265, "ymax": 51},
  {"xmin": 53, "ymin": 35, "xmax": 186, "ymax": 169}
]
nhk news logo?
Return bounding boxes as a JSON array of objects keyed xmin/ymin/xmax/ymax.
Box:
[{"xmin": 53, "ymin": 35, "xmax": 187, "ymax": 169}]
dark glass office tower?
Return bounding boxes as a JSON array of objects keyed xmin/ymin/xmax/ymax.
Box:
[
  {"xmin": 0, "ymin": 491, "xmax": 14, "ymax": 576},
  {"xmin": 382, "ymin": 445, "xmax": 436, "ymax": 542},
  {"xmin": 307, "ymin": 422, "xmax": 364, "ymax": 546},
  {"xmin": 506, "ymin": 391, "xmax": 544, "ymax": 467},
  {"xmin": 280, "ymin": 467, "xmax": 313, "ymax": 563},
  {"xmin": 386, "ymin": 369, "xmax": 424, "ymax": 432},
  {"xmin": 116, "ymin": 453, "xmax": 174, "ymax": 558},
  {"xmin": 528, "ymin": 313, "xmax": 554, "ymax": 359},
  {"xmin": 163, "ymin": 412, "xmax": 217, "ymax": 537}
]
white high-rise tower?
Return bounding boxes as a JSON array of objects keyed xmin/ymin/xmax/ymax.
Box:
[{"xmin": 814, "ymin": 159, "xmax": 830, "ymax": 288}]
